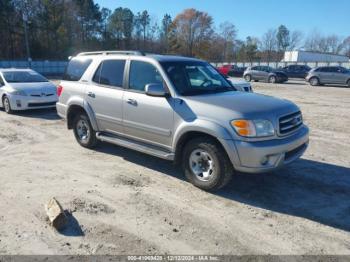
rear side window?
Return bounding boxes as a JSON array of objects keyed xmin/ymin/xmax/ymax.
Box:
[
  {"xmin": 93, "ymin": 60, "xmax": 125, "ymax": 87},
  {"xmin": 320, "ymin": 67, "xmax": 330, "ymax": 72},
  {"xmin": 63, "ymin": 58, "xmax": 92, "ymax": 81},
  {"xmin": 129, "ymin": 61, "xmax": 163, "ymax": 92}
]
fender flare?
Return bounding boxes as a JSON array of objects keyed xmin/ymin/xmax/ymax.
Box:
[
  {"xmin": 172, "ymin": 119, "xmax": 233, "ymax": 150},
  {"xmin": 66, "ymin": 97, "xmax": 99, "ymax": 131}
]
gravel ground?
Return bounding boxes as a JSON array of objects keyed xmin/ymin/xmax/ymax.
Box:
[{"xmin": 0, "ymin": 79, "xmax": 349, "ymax": 255}]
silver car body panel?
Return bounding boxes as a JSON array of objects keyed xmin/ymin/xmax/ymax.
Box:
[{"xmin": 306, "ymin": 67, "xmax": 350, "ymax": 85}]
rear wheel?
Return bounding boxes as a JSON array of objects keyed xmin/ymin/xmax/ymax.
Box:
[
  {"xmin": 268, "ymin": 75, "xmax": 277, "ymax": 84},
  {"xmin": 2, "ymin": 96, "xmax": 13, "ymax": 114},
  {"xmin": 182, "ymin": 137, "xmax": 233, "ymax": 191},
  {"xmin": 73, "ymin": 113, "xmax": 98, "ymax": 149},
  {"xmin": 347, "ymin": 79, "xmax": 350, "ymax": 88},
  {"xmin": 244, "ymin": 74, "xmax": 252, "ymax": 82},
  {"xmin": 309, "ymin": 77, "xmax": 320, "ymax": 86}
]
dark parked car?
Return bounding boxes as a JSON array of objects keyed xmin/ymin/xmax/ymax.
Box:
[
  {"xmin": 305, "ymin": 66, "xmax": 350, "ymax": 87},
  {"xmin": 280, "ymin": 65, "xmax": 311, "ymax": 79},
  {"xmin": 227, "ymin": 66, "xmax": 247, "ymax": 77},
  {"xmin": 217, "ymin": 64, "xmax": 246, "ymax": 77},
  {"xmin": 243, "ymin": 66, "xmax": 288, "ymax": 83}
]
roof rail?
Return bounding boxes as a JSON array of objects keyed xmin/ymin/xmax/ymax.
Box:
[{"xmin": 77, "ymin": 50, "xmax": 146, "ymax": 57}]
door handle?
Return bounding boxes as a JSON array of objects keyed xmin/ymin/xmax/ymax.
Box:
[
  {"xmin": 127, "ymin": 98, "xmax": 137, "ymax": 106},
  {"xmin": 87, "ymin": 92, "xmax": 95, "ymax": 98}
]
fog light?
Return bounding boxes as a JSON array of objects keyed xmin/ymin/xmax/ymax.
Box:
[
  {"xmin": 260, "ymin": 156, "xmax": 269, "ymax": 165},
  {"xmin": 16, "ymin": 100, "xmax": 21, "ymax": 107}
]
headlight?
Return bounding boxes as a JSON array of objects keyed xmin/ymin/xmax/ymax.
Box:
[
  {"xmin": 231, "ymin": 119, "xmax": 275, "ymax": 137},
  {"xmin": 10, "ymin": 89, "xmax": 27, "ymax": 96}
]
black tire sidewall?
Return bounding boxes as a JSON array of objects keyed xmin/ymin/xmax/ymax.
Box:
[
  {"xmin": 244, "ymin": 75, "xmax": 251, "ymax": 82},
  {"xmin": 3, "ymin": 96, "xmax": 12, "ymax": 114},
  {"xmin": 269, "ymin": 76, "xmax": 276, "ymax": 83},
  {"xmin": 310, "ymin": 77, "xmax": 319, "ymax": 86},
  {"xmin": 182, "ymin": 138, "xmax": 230, "ymax": 191},
  {"xmin": 73, "ymin": 113, "xmax": 97, "ymax": 148}
]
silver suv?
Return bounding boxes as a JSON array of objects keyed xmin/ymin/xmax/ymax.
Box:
[
  {"xmin": 243, "ymin": 66, "xmax": 288, "ymax": 83},
  {"xmin": 57, "ymin": 51, "xmax": 309, "ymax": 191},
  {"xmin": 306, "ymin": 66, "xmax": 350, "ymax": 87}
]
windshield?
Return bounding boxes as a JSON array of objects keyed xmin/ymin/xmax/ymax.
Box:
[
  {"xmin": 161, "ymin": 61, "xmax": 236, "ymax": 96},
  {"xmin": 2, "ymin": 71, "xmax": 48, "ymax": 83}
]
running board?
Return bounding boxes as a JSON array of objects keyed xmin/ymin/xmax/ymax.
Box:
[{"xmin": 96, "ymin": 132, "xmax": 175, "ymax": 160}]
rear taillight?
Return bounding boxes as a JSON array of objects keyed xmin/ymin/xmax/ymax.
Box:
[{"xmin": 57, "ymin": 85, "xmax": 63, "ymax": 97}]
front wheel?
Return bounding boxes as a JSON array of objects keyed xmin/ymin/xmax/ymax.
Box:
[
  {"xmin": 309, "ymin": 77, "xmax": 320, "ymax": 86},
  {"xmin": 244, "ymin": 74, "xmax": 252, "ymax": 82},
  {"xmin": 268, "ymin": 75, "xmax": 277, "ymax": 84},
  {"xmin": 2, "ymin": 96, "xmax": 13, "ymax": 114},
  {"xmin": 73, "ymin": 113, "xmax": 98, "ymax": 149},
  {"xmin": 347, "ymin": 80, "xmax": 350, "ymax": 88},
  {"xmin": 182, "ymin": 137, "xmax": 233, "ymax": 191}
]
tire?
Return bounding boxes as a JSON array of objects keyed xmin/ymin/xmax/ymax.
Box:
[
  {"xmin": 347, "ymin": 79, "xmax": 350, "ymax": 88},
  {"xmin": 2, "ymin": 96, "xmax": 13, "ymax": 114},
  {"xmin": 73, "ymin": 113, "xmax": 98, "ymax": 149},
  {"xmin": 309, "ymin": 77, "xmax": 320, "ymax": 86},
  {"xmin": 268, "ymin": 75, "xmax": 277, "ymax": 84},
  {"xmin": 182, "ymin": 137, "xmax": 234, "ymax": 191},
  {"xmin": 244, "ymin": 74, "xmax": 252, "ymax": 82}
]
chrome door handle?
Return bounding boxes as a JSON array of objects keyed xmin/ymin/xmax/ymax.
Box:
[
  {"xmin": 88, "ymin": 92, "xmax": 95, "ymax": 98},
  {"xmin": 127, "ymin": 99, "xmax": 137, "ymax": 105}
]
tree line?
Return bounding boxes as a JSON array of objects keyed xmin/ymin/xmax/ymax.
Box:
[{"xmin": 1, "ymin": 0, "xmax": 349, "ymax": 62}]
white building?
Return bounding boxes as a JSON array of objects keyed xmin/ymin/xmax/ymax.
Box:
[{"xmin": 283, "ymin": 51, "xmax": 349, "ymax": 63}]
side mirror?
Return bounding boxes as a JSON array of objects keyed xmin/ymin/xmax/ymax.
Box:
[{"xmin": 145, "ymin": 83, "xmax": 168, "ymax": 97}]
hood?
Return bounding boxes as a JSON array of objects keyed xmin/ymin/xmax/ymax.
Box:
[
  {"xmin": 228, "ymin": 78, "xmax": 249, "ymax": 86},
  {"xmin": 180, "ymin": 91, "xmax": 299, "ymax": 123},
  {"xmin": 8, "ymin": 82, "xmax": 57, "ymax": 95}
]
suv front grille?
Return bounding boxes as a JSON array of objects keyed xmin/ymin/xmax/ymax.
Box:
[{"xmin": 279, "ymin": 111, "xmax": 303, "ymax": 135}]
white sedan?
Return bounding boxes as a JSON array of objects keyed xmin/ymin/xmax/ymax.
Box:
[
  {"xmin": 228, "ymin": 77, "xmax": 253, "ymax": 92},
  {"xmin": 0, "ymin": 69, "xmax": 58, "ymax": 114}
]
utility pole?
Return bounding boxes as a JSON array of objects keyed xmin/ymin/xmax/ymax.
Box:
[{"xmin": 22, "ymin": 13, "xmax": 31, "ymax": 67}]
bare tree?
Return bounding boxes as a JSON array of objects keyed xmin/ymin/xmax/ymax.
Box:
[
  {"xmin": 326, "ymin": 35, "xmax": 343, "ymax": 54},
  {"xmin": 260, "ymin": 29, "xmax": 277, "ymax": 62},
  {"xmin": 304, "ymin": 30, "xmax": 344, "ymax": 54},
  {"xmin": 289, "ymin": 31, "xmax": 303, "ymax": 51},
  {"xmin": 218, "ymin": 21, "xmax": 236, "ymax": 62},
  {"xmin": 342, "ymin": 36, "xmax": 350, "ymax": 57},
  {"xmin": 304, "ymin": 30, "xmax": 322, "ymax": 52}
]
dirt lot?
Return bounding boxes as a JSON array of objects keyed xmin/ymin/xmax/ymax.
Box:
[{"xmin": 0, "ymin": 80, "xmax": 349, "ymax": 255}]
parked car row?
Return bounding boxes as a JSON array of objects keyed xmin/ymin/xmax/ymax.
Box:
[
  {"xmin": 217, "ymin": 64, "xmax": 350, "ymax": 87},
  {"xmin": 0, "ymin": 51, "xmax": 309, "ymax": 192}
]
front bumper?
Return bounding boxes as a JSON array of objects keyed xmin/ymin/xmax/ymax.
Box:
[
  {"xmin": 220, "ymin": 125, "xmax": 309, "ymax": 173},
  {"xmin": 7, "ymin": 95, "xmax": 58, "ymax": 110},
  {"xmin": 276, "ymin": 75, "xmax": 288, "ymax": 83},
  {"xmin": 56, "ymin": 102, "xmax": 68, "ymax": 119}
]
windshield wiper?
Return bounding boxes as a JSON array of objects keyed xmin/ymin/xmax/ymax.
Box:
[
  {"xmin": 212, "ymin": 86, "xmax": 237, "ymax": 93},
  {"xmin": 181, "ymin": 86, "xmax": 236, "ymax": 96}
]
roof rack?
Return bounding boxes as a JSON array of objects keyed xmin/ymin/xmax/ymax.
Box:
[{"xmin": 77, "ymin": 50, "xmax": 146, "ymax": 57}]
